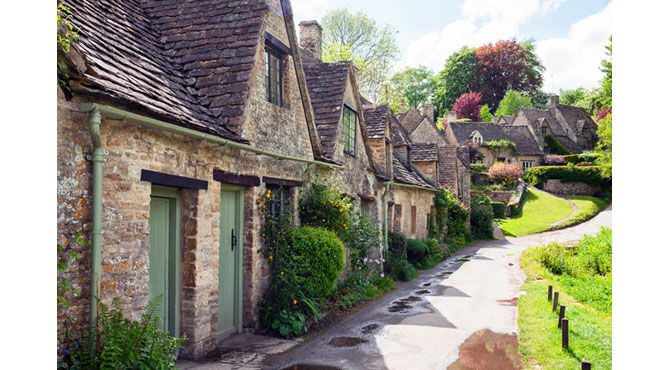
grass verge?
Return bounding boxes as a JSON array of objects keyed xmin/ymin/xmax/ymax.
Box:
[
  {"xmin": 549, "ymin": 195, "xmax": 608, "ymax": 231},
  {"xmin": 496, "ymin": 188, "xmax": 574, "ymax": 236}
]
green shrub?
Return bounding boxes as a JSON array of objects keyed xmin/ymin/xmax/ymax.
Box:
[
  {"xmin": 563, "ymin": 154, "xmax": 581, "ymax": 164},
  {"xmin": 388, "ymin": 231, "xmax": 408, "ymax": 259},
  {"xmin": 387, "ymin": 255, "xmax": 418, "ymax": 281},
  {"xmin": 544, "ymin": 135, "xmax": 570, "ymax": 155},
  {"xmin": 470, "ymin": 163, "xmax": 488, "ymax": 173},
  {"xmin": 406, "ymin": 239, "xmax": 428, "ymax": 267},
  {"xmin": 579, "ymin": 151, "xmax": 599, "ymax": 163},
  {"xmin": 61, "ymin": 296, "xmax": 186, "ymax": 369},
  {"xmin": 298, "ymin": 177, "xmax": 353, "ymax": 240},
  {"xmin": 432, "ymin": 189, "xmax": 470, "ymax": 243},
  {"xmin": 288, "ymin": 226, "xmax": 345, "ymax": 298},
  {"xmin": 470, "ymin": 195, "xmax": 494, "ymax": 240},
  {"xmin": 491, "ymin": 201, "xmax": 506, "ymax": 218},
  {"xmin": 423, "ymin": 238, "xmax": 447, "ymax": 267},
  {"xmin": 345, "ymin": 212, "xmax": 381, "ymax": 284},
  {"xmin": 523, "ymin": 166, "xmax": 611, "ymax": 189}
]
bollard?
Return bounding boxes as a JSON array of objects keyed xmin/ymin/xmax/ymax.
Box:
[
  {"xmin": 553, "ymin": 292, "xmax": 559, "ymax": 311},
  {"xmin": 548, "ymin": 285, "xmax": 553, "ymax": 301},
  {"xmin": 561, "ymin": 318, "xmax": 569, "ymax": 349},
  {"xmin": 581, "ymin": 361, "xmax": 591, "ymax": 370},
  {"xmin": 558, "ymin": 305, "xmax": 565, "ymax": 328}
]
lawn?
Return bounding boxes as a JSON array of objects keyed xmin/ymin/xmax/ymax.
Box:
[
  {"xmin": 496, "ymin": 188, "xmax": 574, "ymax": 236},
  {"xmin": 553, "ymin": 195, "xmax": 608, "ymax": 230},
  {"xmin": 518, "ymin": 228, "xmax": 612, "ymax": 369}
]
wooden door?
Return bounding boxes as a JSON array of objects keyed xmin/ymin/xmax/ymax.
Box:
[{"xmin": 218, "ymin": 187, "xmax": 242, "ymax": 338}]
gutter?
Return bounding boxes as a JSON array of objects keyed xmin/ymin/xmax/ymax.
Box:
[{"xmin": 79, "ymin": 102, "xmax": 344, "ymax": 336}]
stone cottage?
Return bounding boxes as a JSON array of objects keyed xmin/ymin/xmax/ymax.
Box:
[
  {"xmin": 57, "ymin": 0, "xmax": 440, "ymax": 360},
  {"xmin": 397, "ymin": 106, "xmax": 471, "ymax": 205},
  {"xmin": 445, "ymin": 121, "xmax": 544, "ymax": 171},
  {"xmin": 510, "ymin": 95, "xmax": 599, "ymax": 154}
]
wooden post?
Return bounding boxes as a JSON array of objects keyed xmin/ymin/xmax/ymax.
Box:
[
  {"xmin": 581, "ymin": 361, "xmax": 591, "ymax": 370},
  {"xmin": 553, "ymin": 292, "xmax": 559, "ymax": 311},
  {"xmin": 548, "ymin": 285, "xmax": 553, "ymax": 301},
  {"xmin": 561, "ymin": 318, "xmax": 569, "ymax": 349},
  {"xmin": 558, "ymin": 305, "xmax": 565, "ymax": 328}
]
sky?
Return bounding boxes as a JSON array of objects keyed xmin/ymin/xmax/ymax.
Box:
[{"xmin": 291, "ymin": 0, "xmax": 612, "ymax": 93}]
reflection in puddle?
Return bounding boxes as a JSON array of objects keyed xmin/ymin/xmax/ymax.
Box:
[
  {"xmin": 281, "ymin": 364, "xmax": 342, "ymax": 370},
  {"xmin": 415, "ymin": 290, "xmax": 430, "ymax": 295},
  {"xmin": 361, "ymin": 323, "xmax": 378, "ymax": 334},
  {"xmin": 328, "ymin": 336, "xmax": 368, "ymax": 347}
]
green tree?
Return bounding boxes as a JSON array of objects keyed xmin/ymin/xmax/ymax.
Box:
[
  {"xmin": 480, "ymin": 105, "xmax": 493, "ymax": 122},
  {"xmin": 558, "ymin": 87, "xmax": 586, "ymax": 106},
  {"xmin": 432, "ymin": 46, "xmax": 476, "ymax": 118},
  {"xmin": 321, "ymin": 9, "xmax": 400, "ymax": 102},
  {"xmin": 528, "ymin": 90, "xmax": 551, "ymax": 109},
  {"xmin": 386, "ymin": 66, "xmax": 436, "ymax": 110},
  {"xmin": 596, "ymin": 114, "xmax": 612, "ymax": 179},
  {"xmin": 599, "ymin": 36, "xmax": 612, "ymax": 109},
  {"xmin": 560, "ymin": 87, "xmax": 601, "ymax": 116},
  {"xmin": 494, "ymin": 90, "xmax": 533, "ymax": 117}
]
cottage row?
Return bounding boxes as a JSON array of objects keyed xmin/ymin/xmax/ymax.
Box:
[{"xmin": 57, "ymin": 0, "xmax": 471, "ymax": 358}]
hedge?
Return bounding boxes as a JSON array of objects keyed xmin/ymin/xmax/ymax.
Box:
[
  {"xmin": 523, "ymin": 166, "xmax": 611, "ymax": 189},
  {"xmin": 491, "ymin": 202, "xmax": 506, "ymax": 218},
  {"xmin": 562, "ymin": 154, "xmax": 581, "ymax": 164},
  {"xmin": 470, "ymin": 163, "xmax": 488, "ymax": 173}
]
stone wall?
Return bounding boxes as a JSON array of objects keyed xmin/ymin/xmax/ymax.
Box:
[
  {"xmin": 388, "ymin": 186, "xmax": 434, "ymax": 239},
  {"xmin": 543, "ymin": 179, "xmax": 599, "ymax": 195},
  {"xmin": 471, "ymin": 190, "xmax": 515, "ymax": 204}
]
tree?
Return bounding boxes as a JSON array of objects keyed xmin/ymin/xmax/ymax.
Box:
[
  {"xmin": 559, "ymin": 88, "xmax": 586, "ymax": 106},
  {"xmin": 432, "ymin": 46, "xmax": 476, "ymax": 118},
  {"xmin": 480, "ymin": 105, "xmax": 492, "ymax": 122},
  {"xmin": 386, "ymin": 66, "xmax": 436, "ymax": 110},
  {"xmin": 472, "ymin": 39, "xmax": 544, "ymax": 112},
  {"xmin": 599, "ymin": 36, "xmax": 612, "ymax": 109},
  {"xmin": 452, "ymin": 92, "xmax": 482, "ymax": 121},
  {"xmin": 528, "ymin": 90, "xmax": 551, "ymax": 109},
  {"xmin": 595, "ymin": 114, "xmax": 612, "ymax": 178},
  {"xmin": 559, "ymin": 87, "xmax": 601, "ymax": 116},
  {"xmin": 321, "ymin": 9, "xmax": 400, "ymax": 102},
  {"xmin": 494, "ymin": 90, "xmax": 533, "ymax": 117}
]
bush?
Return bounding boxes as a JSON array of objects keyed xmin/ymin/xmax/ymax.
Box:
[
  {"xmin": 345, "ymin": 212, "xmax": 381, "ymax": 284},
  {"xmin": 523, "ymin": 166, "xmax": 611, "ymax": 189},
  {"xmin": 487, "ymin": 162, "xmax": 522, "ymax": 187},
  {"xmin": 431, "ymin": 189, "xmax": 470, "ymax": 244},
  {"xmin": 562, "ymin": 154, "xmax": 580, "ymax": 164},
  {"xmin": 61, "ymin": 296, "xmax": 186, "ymax": 369},
  {"xmin": 541, "ymin": 154, "xmax": 567, "ymax": 166},
  {"xmin": 423, "ymin": 238, "xmax": 447, "ymax": 268},
  {"xmin": 470, "ymin": 196, "xmax": 494, "ymax": 240},
  {"xmin": 288, "ymin": 226, "xmax": 345, "ymax": 298},
  {"xmin": 578, "ymin": 152, "xmax": 599, "ymax": 163},
  {"xmin": 406, "ymin": 239, "xmax": 428, "ymax": 267},
  {"xmin": 298, "ymin": 178, "xmax": 353, "ymax": 240},
  {"xmin": 544, "ymin": 135, "xmax": 570, "ymax": 155},
  {"xmin": 470, "ymin": 163, "xmax": 488, "ymax": 173},
  {"xmin": 491, "ymin": 201, "xmax": 506, "ymax": 218},
  {"xmin": 387, "ymin": 255, "xmax": 418, "ymax": 281},
  {"xmin": 575, "ymin": 162, "xmax": 593, "ymax": 167},
  {"xmin": 388, "ymin": 232, "xmax": 407, "ymax": 259}
]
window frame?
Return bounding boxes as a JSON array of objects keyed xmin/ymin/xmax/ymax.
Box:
[
  {"xmin": 522, "ymin": 161, "xmax": 533, "ymax": 172},
  {"xmin": 265, "ymin": 49, "xmax": 282, "ymax": 106},
  {"xmin": 541, "ymin": 127, "xmax": 547, "ymax": 135},
  {"xmin": 342, "ymin": 105, "xmax": 357, "ymax": 156},
  {"xmin": 265, "ymin": 184, "xmax": 291, "ymax": 220}
]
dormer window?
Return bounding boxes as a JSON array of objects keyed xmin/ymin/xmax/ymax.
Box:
[
  {"xmin": 343, "ymin": 106, "xmax": 357, "ymax": 156},
  {"xmin": 471, "ymin": 131, "xmax": 483, "ymax": 145},
  {"xmin": 265, "ymin": 49, "xmax": 282, "ymax": 106},
  {"xmin": 541, "ymin": 127, "xmax": 547, "ymax": 135},
  {"xmin": 565, "ymin": 128, "xmax": 569, "ymax": 135}
]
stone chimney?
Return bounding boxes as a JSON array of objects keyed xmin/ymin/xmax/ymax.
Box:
[
  {"xmin": 550, "ymin": 95, "xmax": 559, "ymax": 108},
  {"xmin": 422, "ymin": 104, "xmax": 434, "ymax": 123},
  {"xmin": 299, "ymin": 20, "xmax": 322, "ymax": 62},
  {"xmin": 446, "ymin": 111, "xmax": 457, "ymax": 124}
]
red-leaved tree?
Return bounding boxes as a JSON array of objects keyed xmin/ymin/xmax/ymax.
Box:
[
  {"xmin": 452, "ymin": 91, "xmax": 482, "ymax": 121},
  {"xmin": 472, "ymin": 39, "xmax": 542, "ymax": 111}
]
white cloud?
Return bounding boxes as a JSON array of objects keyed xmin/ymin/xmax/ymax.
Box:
[
  {"xmin": 291, "ymin": 0, "xmax": 330, "ymax": 24},
  {"xmin": 536, "ymin": 2, "xmax": 612, "ymax": 91},
  {"xmin": 402, "ymin": 0, "xmax": 573, "ymax": 73}
]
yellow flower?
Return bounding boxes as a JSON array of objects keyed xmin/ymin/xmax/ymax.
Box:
[
  {"xmin": 266, "ymin": 193, "xmax": 271, "ymax": 198},
  {"xmin": 293, "ymin": 300, "xmax": 297, "ymax": 305},
  {"xmin": 269, "ymin": 255, "xmax": 273, "ymax": 261},
  {"xmin": 281, "ymin": 271, "xmax": 284, "ymax": 276}
]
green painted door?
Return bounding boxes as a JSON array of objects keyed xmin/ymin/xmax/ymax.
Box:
[
  {"xmin": 149, "ymin": 186, "xmax": 180, "ymax": 337},
  {"xmin": 218, "ymin": 188, "xmax": 242, "ymax": 338}
]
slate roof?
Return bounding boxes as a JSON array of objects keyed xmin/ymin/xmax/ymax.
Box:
[
  {"xmin": 517, "ymin": 107, "xmax": 585, "ymax": 154},
  {"xmin": 449, "ymin": 121, "xmax": 543, "ymax": 155},
  {"xmin": 393, "ymin": 154, "xmax": 433, "ymax": 188},
  {"xmin": 411, "ymin": 143, "xmax": 438, "ymax": 162},
  {"xmin": 555, "ymin": 104, "xmax": 598, "ymax": 133},
  {"xmin": 499, "ymin": 115, "xmax": 514, "ymax": 124},
  {"xmin": 554, "ymin": 135, "xmax": 584, "ymax": 154},
  {"xmin": 64, "ymin": 0, "xmax": 273, "ymax": 143},
  {"xmin": 391, "ymin": 115, "xmax": 412, "ymax": 147},
  {"xmin": 301, "ymin": 60, "xmax": 353, "ymax": 158},
  {"xmin": 398, "ymin": 107, "xmax": 424, "ymax": 133},
  {"xmin": 363, "ymin": 104, "xmax": 389, "ymax": 139}
]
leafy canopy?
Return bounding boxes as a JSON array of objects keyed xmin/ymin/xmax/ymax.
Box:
[
  {"xmin": 452, "ymin": 91, "xmax": 482, "ymax": 121},
  {"xmin": 479, "ymin": 104, "xmax": 493, "ymax": 122},
  {"xmin": 321, "ymin": 8, "xmax": 400, "ymax": 102},
  {"xmin": 495, "ymin": 90, "xmax": 533, "ymax": 117},
  {"xmin": 432, "ymin": 46, "xmax": 477, "ymax": 118},
  {"xmin": 385, "ymin": 66, "xmax": 436, "ymax": 112}
]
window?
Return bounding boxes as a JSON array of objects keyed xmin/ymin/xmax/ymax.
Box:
[
  {"xmin": 265, "ymin": 50, "xmax": 282, "ymax": 106},
  {"xmin": 411, "ymin": 206, "xmax": 416, "ymax": 234},
  {"xmin": 343, "ymin": 106, "xmax": 357, "ymax": 156},
  {"xmin": 541, "ymin": 127, "xmax": 547, "ymax": 135},
  {"xmin": 543, "ymin": 145, "xmax": 549, "ymax": 154},
  {"xmin": 497, "ymin": 157, "xmax": 506, "ymax": 163},
  {"xmin": 266, "ymin": 184, "xmax": 290, "ymax": 220},
  {"xmin": 565, "ymin": 128, "xmax": 569, "ymax": 135},
  {"xmin": 522, "ymin": 161, "xmax": 534, "ymax": 172}
]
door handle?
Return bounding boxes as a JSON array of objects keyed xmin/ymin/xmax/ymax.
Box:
[{"xmin": 231, "ymin": 228, "xmax": 237, "ymax": 251}]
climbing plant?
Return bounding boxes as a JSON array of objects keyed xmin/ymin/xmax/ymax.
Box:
[{"xmin": 57, "ymin": 2, "xmax": 79, "ymax": 92}]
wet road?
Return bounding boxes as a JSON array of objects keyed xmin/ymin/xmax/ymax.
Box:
[{"xmin": 264, "ymin": 206, "xmax": 612, "ymax": 370}]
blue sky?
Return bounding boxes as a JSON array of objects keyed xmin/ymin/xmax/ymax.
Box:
[{"xmin": 292, "ymin": 0, "xmax": 612, "ymax": 92}]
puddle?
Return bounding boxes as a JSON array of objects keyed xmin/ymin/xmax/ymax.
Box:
[
  {"xmin": 423, "ymin": 282, "xmax": 432, "ymax": 287},
  {"xmin": 281, "ymin": 365, "xmax": 342, "ymax": 370},
  {"xmin": 406, "ymin": 296, "xmax": 421, "ymax": 302},
  {"xmin": 447, "ymin": 329, "xmax": 523, "ymax": 370},
  {"xmin": 198, "ymin": 348, "xmax": 231, "ymax": 363},
  {"xmin": 361, "ymin": 324, "xmax": 378, "ymax": 334},
  {"xmin": 415, "ymin": 290, "xmax": 430, "ymax": 295},
  {"xmin": 388, "ymin": 300, "xmax": 413, "ymax": 313},
  {"xmin": 435, "ymin": 271, "xmax": 453, "ymax": 278},
  {"xmin": 454, "ymin": 258, "xmax": 470, "ymax": 263},
  {"xmin": 497, "ymin": 297, "xmax": 519, "ymax": 306},
  {"xmin": 508, "ymin": 263, "xmax": 514, "ymax": 266},
  {"xmin": 328, "ymin": 336, "xmax": 368, "ymax": 347}
]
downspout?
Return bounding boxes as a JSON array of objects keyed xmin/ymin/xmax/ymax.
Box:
[
  {"xmin": 87, "ymin": 109, "xmax": 104, "ymax": 338},
  {"xmin": 381, "ymin": 181, "xmax": 390, "ymax": 274}
]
